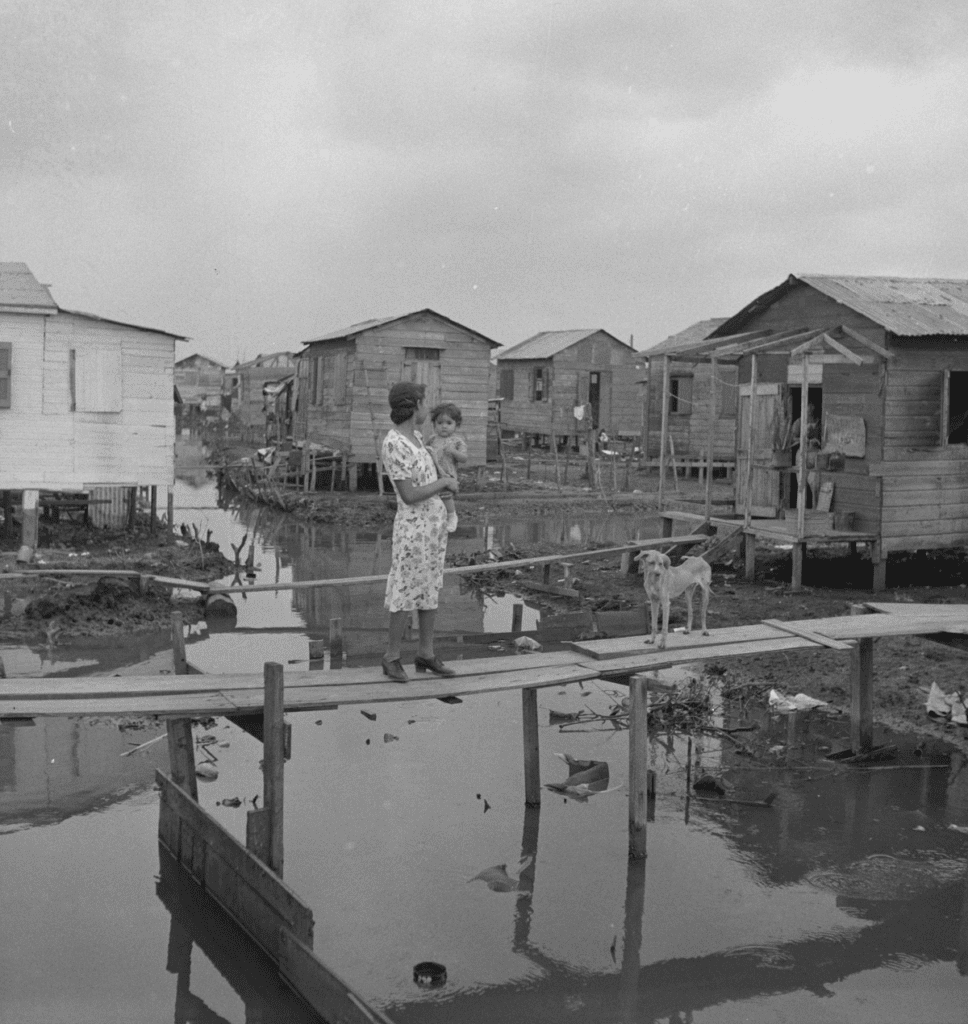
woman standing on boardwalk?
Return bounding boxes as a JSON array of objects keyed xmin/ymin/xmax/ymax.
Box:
[{"xmin": 381, "ymin": 382, "xmax": 459, "ymax": 682}]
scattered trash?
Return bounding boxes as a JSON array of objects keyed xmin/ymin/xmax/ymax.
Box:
[
  {"xmin": 549, "ymin": 709, "xmax": 584, "ymax": 724},
  {"xmin": 469, "ymin": 855, "xmax": 533, "ymax": 892},
  {"xmin": 768, "ymin": 689, "xmax": 829, "ymax": 713},
  {"xmin": 513, "ymin": 636, "xmax": 542, "ymax": 652},
  {"xmin": 383, "ymin": 733, "xmax": 398, "ymax": 743},
  {"xmin": 949, "ymin": 824, "xmax": 968, "ymax": 835},
  {"xmin": 925, "ymin": 683, "xmax": 967, "ymax": 725},
  {"xmin": 825, "ymin": 745, "xmax": 898, "ymax": 765},
  {"xmin": 413, "ymin": 961, "xmax": 447, "ymax": 987},
  {"xmin": 219, "ymin": 797, "xmax": 242, "ymax": 808},
  {"xmin": 546, "ymin": 755, "xmax": 618, "ymax": 800},
  {"xmin": 361, "ymin": 710, "xmax": 377, "ymax": 721},
  {"xmin": 913, "ymin": 825, "xmax": 926, "ymax": 832},
  {"xmin": 195, "ymin": 763, "xmax": 218, "ymax": 781}
]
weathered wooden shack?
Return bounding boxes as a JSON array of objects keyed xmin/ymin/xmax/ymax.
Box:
[
  {"xmin": 174, "ymin": 353, "xmax": 226, "ymax": 430},
  {"xmin": 0, "ymin": 262, "xmax": 184, "ymax": 535},
  {"xmin": 659, "ymin": 274, "xmax": 968, "ymax": 589},
  {"xmin": 494, "ymin": 329, "xmax": 641, "ymax": 446},
  {"xmin": 641, "ymin": 319, "xmax": 736, "ymax": 469},
  {"xmin": 293, "ymin": 309, "xmax": 497, "ymax": 488},
  {"xmin": 232, "ymin": 351, "xmax": 294, "ymax": 442}
]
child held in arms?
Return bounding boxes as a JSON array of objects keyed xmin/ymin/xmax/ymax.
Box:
[{"xmin": 428, "ymin": 402, "xmax": 468, "ymax": 533}]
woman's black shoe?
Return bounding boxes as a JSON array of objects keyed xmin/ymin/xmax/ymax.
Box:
[
  {"xmin": 414, "ymin": 655, "xmax": 456, "ymax": 677},
  {"xmin": 382, "ymin": 657, "xmax": 409, "ymax": 683}
]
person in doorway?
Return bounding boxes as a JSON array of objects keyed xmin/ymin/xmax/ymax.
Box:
[
  {"xmin": 381, "ymin": 382, "xmax": 459, "ymax": 683},
  {"xmin": 427, "ymin": 402, "xmax": 468, "ymax": 533},
  {"xmin": 791, "ymin": 404, "xmax": 821, "ymax": 508}
]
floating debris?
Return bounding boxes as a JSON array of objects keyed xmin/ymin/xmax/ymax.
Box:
[
  {"xmin": 768, "ymin": 689, "xmax": 829, "ymax": 713},
  {"xmin": 513, "ymin": 636, "xmax": 542, "ymax": 652},
  {"xmin": 469, "ymin": 855, "xmax": 533, "ymax": 892},
  {"xmin": 195, "ymin": 763, "xmax": 218, "ymax": 781}
]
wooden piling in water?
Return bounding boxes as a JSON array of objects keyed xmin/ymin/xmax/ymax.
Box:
[
  {"xmin": 329, "ymin": 617, "xmax": 343, "ymax": 668},
  {"xmin": 166, "ymin": 612, "xmax": 198, "ymax": 801},
  {"xmin": 522, "ymin": 688, "xmax": 541, "ymax": 806},
  {"xmin": 850, "ymin": 604, "xmax": 874, "ymax": 753},
  {"xmin": 628, "ymin": 672, "xmax": 650, "ymax": 858},
  {"xmin": 511, "ymin": 602, "xmax": 524, "ymax": 633},
  {"xmin": 263, "ymin": 662, "xmax": 286, "ymax": 876}
]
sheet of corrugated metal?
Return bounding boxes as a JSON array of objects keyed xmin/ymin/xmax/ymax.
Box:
[
  {"xmin": 497, "ymin": 329, "xmax": 600, "ymax": 361},
  {"xmin": 89, "ymin": 487, "xmax": 129, "ymax": 529},
  {"xmin": 801, "ymin": 276, "xmax": 968, "ymax": 336}
]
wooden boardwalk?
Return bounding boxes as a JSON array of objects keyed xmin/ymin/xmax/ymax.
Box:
[{"xmin": 2, "ymin": 604, "xmax": 965, "ymax": 719}]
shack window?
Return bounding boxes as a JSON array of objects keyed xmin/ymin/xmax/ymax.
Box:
[
  {"xmin": 944, "ymin": 370, "xmax": 968, "ymax": 445},
  {"xmin": 499, "ymin": 367, "xmax": 515, "ymax": 401},
  {"xmin": 0, "ymin": 342, "xmax": 11, "ymax": 409},
  {"xmin": 531, "ymin": 366, "xmax": 546, "ymax": 402},
  {"xmin": 670, "ymin": 375, "xmax": 693, "ymax": 414},
  {"xmin": 404, "ymin": 348, "xmax": 441, "ymax": 362}
]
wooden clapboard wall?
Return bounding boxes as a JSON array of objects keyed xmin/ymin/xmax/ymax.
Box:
[{"xmin": 0, "ymin": 310, "xmax": 176, "ymax": 490}]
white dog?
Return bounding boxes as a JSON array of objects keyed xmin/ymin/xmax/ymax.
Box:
[{"xmin": 634, "ymin": 550, "xmax": 712, "ymax": 649}]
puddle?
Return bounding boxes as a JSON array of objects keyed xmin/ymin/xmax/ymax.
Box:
[{"xmin": 3, "ymin": 471, "xmax": 968, "ymax": 1022}]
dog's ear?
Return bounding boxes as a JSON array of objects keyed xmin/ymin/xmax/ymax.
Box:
[{"xmin": 655, "ymin": 552, "xmax": 672, "ymax": 571}]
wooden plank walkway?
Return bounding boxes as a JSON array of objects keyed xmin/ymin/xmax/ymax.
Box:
[{"xmin": 2, "ymin": 606, "xmax": 965, "ymax": 718}]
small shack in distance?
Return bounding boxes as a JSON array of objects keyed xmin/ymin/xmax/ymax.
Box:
[
  {"xmin": 293, "ymin": 309, "xmax": 497, "ymax": 490},
  {"xmin": 228, "ymin": 352, "xmax": 295, "ymax": 443},
  {"xmin": 494, "ymin": 329, "xmax": 641, "ymax": 450},
  {"xmin": 174, "ymin": 353, "xmax": 227, "ymax": 433}
]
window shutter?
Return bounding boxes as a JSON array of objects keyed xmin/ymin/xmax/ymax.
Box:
[
  {"xmin": 0, "ymin": 342, "xmax": 10, "ymax": 409},
  {"xmin": 500, "ymin": 367, "xmax": 514, "ymax": 401}
]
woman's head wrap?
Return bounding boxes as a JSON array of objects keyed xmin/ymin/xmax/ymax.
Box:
[{"xmin": 388, "ymin": 381, "xmax": 426, "ymax": 424}]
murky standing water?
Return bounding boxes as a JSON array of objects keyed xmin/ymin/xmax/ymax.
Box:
[{"xmin": 2, "ymin": 454, "xmax": 968, "ymax": 1023}]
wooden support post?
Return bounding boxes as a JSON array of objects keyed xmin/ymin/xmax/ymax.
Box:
[
  {"xmin": 641, "ymin": 368, "xmax": 652, "ymax": 474},
  {"xmin": 542, "ymin": 563, "xmax": 551, "ymax": 585},
  {"xmin": 795, "ymin": 353, "xmax": 809, "ymax": 539},
  {"xmin": 166, "ymin": 611, "xmax": 197, "ymax": 801},
  {"xmin": 628, "ymin": 672, "xmax": 649, "ymax": 858},
  {"xmin": 661, "ymin": 515, "xmax": 673, "ymax": 539},
  {"xmin": 704, "ymin": 353, "xmax": 717, "ymax": 523},
  {"xmin": 871, "ymin": 541, "xmax": 887, "ymax": 592},
  {"xmin": 263, "ymin": 662, "xmax": 286, "ymax": 876},
  {"xmin": 850, "ymin": 604, "xmax": 874, "ymax": 754},
  {"xmin": 149, "ymin": 485, "xmax": 158, "ymax": 534},
  {"xmin": 511, "ymin": 602, "xmax": 524, "ymax": 633},
  {"xmin": 743, "ymin": 355, "xmax": 757, "ymax": 531},
  {"xmin": 620, "ymin": 551, "xmax": 632, "ymax": 574},
  {"xmin": 522, "ymin": 688, "xmax": 540, "ymax": 807},
  {"xmin": 127, "ymin": 486, "xmax": 138, "ymax": 530},
  {"xmin": 19, "ymin": 489, "xmax": 39, "ymax": 562},
  {"xmin": 791, "ymin": 542, "xmax": 805, "ymax": 592},
  {"xmin": 744, "ymin": 532, "xmax": 756, "ymax": 582},
  {"xmin": 657, "ymin": 356, "xmax": 671, "ymax": 511},
  {"xmin": 329, "ymin": 617, "xmax": 343, "ymax": 669}
]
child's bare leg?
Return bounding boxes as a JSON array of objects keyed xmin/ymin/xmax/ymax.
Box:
[{"xmin": 442, "ymin": 494, "xmax": 458, "ymax": 533}]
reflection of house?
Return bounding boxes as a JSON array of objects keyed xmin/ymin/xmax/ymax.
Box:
[
  {"xmin": 641, "ymin": 318, "xmax": 736, "ymax": 464},
  {"xmin": 494, "ymin": 329, "xmax": 641, "ymax": 444},
  {"xmin": 232, "ymin": 352, "xmax": 295, "ymax": 442},
  {"xmin": 663, "ymin": 275, "xmax": 968, "ymax": 588},
  {"xmin": 0, "ymin": 717, "xmax": 168, "ymax": 826},
  {"xmin": 0, "ymin": 262, "xmax": 184, "ymax": 522},
  {"xmin": 293, "ymin": 310, "xmax": 497, "ymax": 489},
  {"xmin": 174, "ymin": 353, "xmax": 227, "ymax": 430}
]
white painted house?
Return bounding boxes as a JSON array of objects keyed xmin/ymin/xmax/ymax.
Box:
[{"xmin": 0, "ymin": 262, "xmax": 185, "ymax": 508}]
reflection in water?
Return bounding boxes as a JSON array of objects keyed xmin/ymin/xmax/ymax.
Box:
[{"xmin": 157, "ymin": 846, "xmax": 323, "ymax": 1023}]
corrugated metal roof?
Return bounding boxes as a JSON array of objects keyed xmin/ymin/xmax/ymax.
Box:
[
  {"xmin": 62, "ymin": 308, "xmax": 187, "ymax": 340},
  {"xmin": 799, "ymin": 275, "xmax": 968, "ymax": 336},
  {"xmin": 0, "ymin": 262, "xmax": 57, "ymax": 311},
  {"xmin": 643, "ymin": 318, "xmax": 727, "ymax": 357},
  {"xmin": 299, "ymin": 309, "xmax": 500, "ymax": 350},
  {"xmin": 714, "ymin": 274, "xmax": 968, "ymax": 340},
  {"xmin": 496, "ymin": 329, "xmax": 626, "ymax": 361}
]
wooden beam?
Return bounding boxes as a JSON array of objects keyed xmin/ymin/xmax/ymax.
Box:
[
  {"xmin": 743, "ymin": 355, "xmax": 757, "ymax": 531},
  {"xmin": 657, "ymin": 356, "xmax": 671, "ymax": 511},
  {"xmin": 166, "ymin": 611, "xmax": 197, "ymax": 801},
  {"xmin": 821, "ymin": 333, "xmax": 863, "ymax": 365},
  {"xmin": 762, "ymin": 618, "xmax": 853, "ymax": 651},
  {"xmin": 628, "ymin": 672, "xmax": 649, "ymax": 859},
  {"xmin": 841, "ymin": 325, "xmax": 893, "ymax": 359},
  {"xmin": 263, "ymin": 662, "xmax": 286, "ymax": 876},
  {"xmin": 795, "ymin": 352, "xmax": 809, "ymax": 551},
  {"xmin": 704, "ymin": 353, "xmax": 717, "ymax": 523},
  {"xmin": 522, "ymin": 688, "xmax": 540, "ymax": 806}
]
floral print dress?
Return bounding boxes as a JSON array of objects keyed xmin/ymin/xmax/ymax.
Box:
[{"xmin": 382, "ymin": 428, "xmax": 448, "ymax": 612}]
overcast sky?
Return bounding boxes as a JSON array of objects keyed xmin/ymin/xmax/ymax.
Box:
[{"xmin": 3, "ymin": 0, "xmax": 967, "ymax": 364}]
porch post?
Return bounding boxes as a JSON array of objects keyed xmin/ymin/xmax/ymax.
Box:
[
  {"xmin": 657, "ymin": 356, "xmax": 671, "ymax": 511},
  {"xmin": 793, "ymin": 353, "xmax": 810, "ymax": 591},
  {"xmin": 743, "ymin": 355, "xmax": 757, "ymax": 531},
  {"xmin": 704, "ymin": 353, "xmax": 718, "ymax": 523}
]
